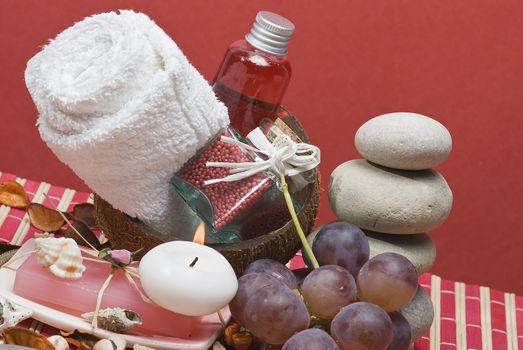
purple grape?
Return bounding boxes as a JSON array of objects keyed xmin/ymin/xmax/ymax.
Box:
[
  {"xmin": 311, "ymin": 221, "xmax": 370, "ymax": 277},
  {"xmin": 230, "ymin": 273, "xmax": 284, "ymax": 325},
  {"xmin": 387, "ymin": 312, "xmax": 412, "ymax": 350},
  {"xmin": 300, "ymin": 265, "xmax": 357, "ymax": 319},
  {"xmin": 357, "ymin": 253, "xmax": 418, "ymax": 312},
  {"xmin": 243, "ymin": 282, "xmax": 310, "ymax": 344},
  {"xmin": 282, "ymin": 328, "xmax": 340, "ymax": 350},
  {"xmin": 244, "ymin": 259, "xmax": 298, "ymax": 289},
  {"xmin": 331, "ymin": 302, "xmax": 393, "ymax": 350}
]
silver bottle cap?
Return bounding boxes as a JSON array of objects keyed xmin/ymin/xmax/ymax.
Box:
[{"xmin": 245, "ymin": 11, "xmax": 295, "ymax": 56}]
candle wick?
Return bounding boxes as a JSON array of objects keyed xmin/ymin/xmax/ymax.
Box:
[{"xmin": 189, "ymin": 257, "xmax": 198, "ymax": 268}]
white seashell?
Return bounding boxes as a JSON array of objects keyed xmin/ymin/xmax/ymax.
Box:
[
  {"xmin": 93, "ymin": 339, "xmax": 117, "ymax": 350},
  {"xmin": 81, "ymin": 308, "xmax": 142, "ymax": 333},
  {"xmin": 47, "ymin": 335, "xmax": 69, "ymax": 350},
  {"xmin": 0, "ymin": 296, "xmax": 33, "ymax": 333},
  {"xmin": 34, "ymin": 237, "xmax": 85, "ymax": 280},
  {"xmin": 109, "ymin": 336, "xmax": 126, "ymax": 350},
  {"xmin": 93, "ymin": 337, "xmax": 126, "ymax": 350}
]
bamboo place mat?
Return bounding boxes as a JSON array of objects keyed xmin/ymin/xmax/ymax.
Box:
[{"xmin": 1, "ymin": 170, "xmax": 522, "ymax": 350}]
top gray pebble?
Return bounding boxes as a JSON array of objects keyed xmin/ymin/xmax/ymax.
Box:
[{"xmin": 355, "ymin": 112, "xmax": 452, "ymax": 170}]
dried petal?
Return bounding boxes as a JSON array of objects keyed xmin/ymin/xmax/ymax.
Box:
[
  {"xmin": 64, "ymin": 221, "xmax": 101, "ymax": 249},
  {"xmin": 0, "ymin": 181, "xmax": 30, "ymax": 208},
  {"xmin": 73, "ymin": 203, "xmax": 96, "ymax": 228},
  {"xmin": 28, "ymin": 203, "xmax": 65, "ymax": 232},
  {"xmin": 3, "ymin": 328, "xmax": 55, "ymax": 350}
]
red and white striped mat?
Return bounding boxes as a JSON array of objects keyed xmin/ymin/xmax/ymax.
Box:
[{"xmin": 1, "ymin": 171, "xmax": 522, "ymax": 350}]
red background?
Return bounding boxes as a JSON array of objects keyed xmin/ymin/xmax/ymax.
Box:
[{"xmin": 1, "ymin": 1, "xmax": 522, "ymax": 293}]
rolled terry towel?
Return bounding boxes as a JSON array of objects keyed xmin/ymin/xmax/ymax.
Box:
[{"xmin": 25, "ymin": 10, "xmax": 230, "ymax": 239}]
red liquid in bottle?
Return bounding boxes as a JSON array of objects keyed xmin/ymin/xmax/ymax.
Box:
[{"xmin": 212, "ymin": 38, "xmax": 292, "ymax": 136}]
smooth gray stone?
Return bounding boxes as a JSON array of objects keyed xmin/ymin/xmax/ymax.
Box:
[
  {"xmin": 329, "ymin": 160, "xmax": 453, "ymax": 234},
  {"xmin": 355, "ymin": 112, "xmax": 452, "ymax": 170},
  {"xmin": 401, "ymin": 285, "xmax": 434, "ymax": 341},
  {"xmin": 365, "ymin": 231, "xmax": 436, "ymax": 275}
]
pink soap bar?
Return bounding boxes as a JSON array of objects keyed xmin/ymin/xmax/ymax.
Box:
[{"xmin": 13, "ymin": 254, "xmax": 202, "ymax": 337}]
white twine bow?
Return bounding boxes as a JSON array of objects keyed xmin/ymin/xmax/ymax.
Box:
[{"xmin": 204, "ymin": 128, "xmax": 321, "ymax": 186}]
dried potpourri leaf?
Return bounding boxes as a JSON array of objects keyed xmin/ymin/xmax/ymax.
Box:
[
  {"xmin": 64, "ymin": 221, "xmax": 101, "ymax": 249},
  {"xmin": 0, "ymin": 181, "xmax": 30, "ymax": 208},
  {"xmin": 27, "ymin": 203, "xmax": 65, "ymax": 232},
  {"xmin": 60, "ymin": 329, "xmax": 101, "ymax": 349},
  {"xmin": 72, "ymin": 203, "xmax": 96, "ymax": 228},
  {"xmin": 63, "ymin": 211, "xmax": 75, "ymax": 221},
  {"xmin": 0, "ymin": 243, "xmax": 20, "ymax": 254},
  {"xmin": 3, "ymin": 328, "xmax": 55, "ymax": 350}
]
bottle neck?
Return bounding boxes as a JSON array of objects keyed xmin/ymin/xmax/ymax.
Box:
[
  {"xmin": 232, "ymin": 39, "xmax": 288, "ymax": 60},
  {"xmin": 245, "ymin": 11, "xmax": 295, "ymax": 56}
]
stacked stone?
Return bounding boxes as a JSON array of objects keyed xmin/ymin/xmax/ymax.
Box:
[{"xmin": 328, "ymin": 112, "xmax": 453, "ymax": 341}]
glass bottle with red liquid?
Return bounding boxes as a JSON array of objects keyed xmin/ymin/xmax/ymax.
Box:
[
  {"xmin": 212, "ymin": 11, "xmax": 295, "ymax": 137},
  {"xmin": 172, "ymin": 12, "xmax": 297, "ymax": 243}
]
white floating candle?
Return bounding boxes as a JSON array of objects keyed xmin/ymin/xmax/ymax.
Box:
[{"xmin": 139, "ymin": 241, "xmax": 238, "ymax": 316}]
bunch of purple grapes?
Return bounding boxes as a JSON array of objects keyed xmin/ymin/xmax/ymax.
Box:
[{"xmin": 229, "ymin": 221, "xmax": 418, "ymax": 350}]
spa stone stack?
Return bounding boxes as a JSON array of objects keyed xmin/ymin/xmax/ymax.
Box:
[{"xmin": 328, "ymin": 112, "xmax": 453, "ymax": 341}]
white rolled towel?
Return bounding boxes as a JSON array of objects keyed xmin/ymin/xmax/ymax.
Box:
[{"xmin": 25, "ymin": 10, "xmax": 229, "ymax": 239}]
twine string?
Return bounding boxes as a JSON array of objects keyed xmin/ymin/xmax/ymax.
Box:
[{"xmin": 204, "ymin": 128, "xmax": 320, "ymax": 185}]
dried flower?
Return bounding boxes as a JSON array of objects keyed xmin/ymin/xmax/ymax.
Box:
[
  {"xmin": 72, "ymin": 203, "xmax": 96, "ymax": 227},
  {"xmin": 0, "ymin": 181, "xmax": 30, "ymax": 208},
  {"xmin": 28, "ymin": 203, "xmax": 65, "ymax": 232},
  {"xmin": 108, "ymin": 249, "xmax": 132, "ymax": 266}
]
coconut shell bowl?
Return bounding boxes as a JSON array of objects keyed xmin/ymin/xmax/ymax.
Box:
[{"xmin": 94, "ymin": 110, "xmax": 320, "ymax": 275}]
